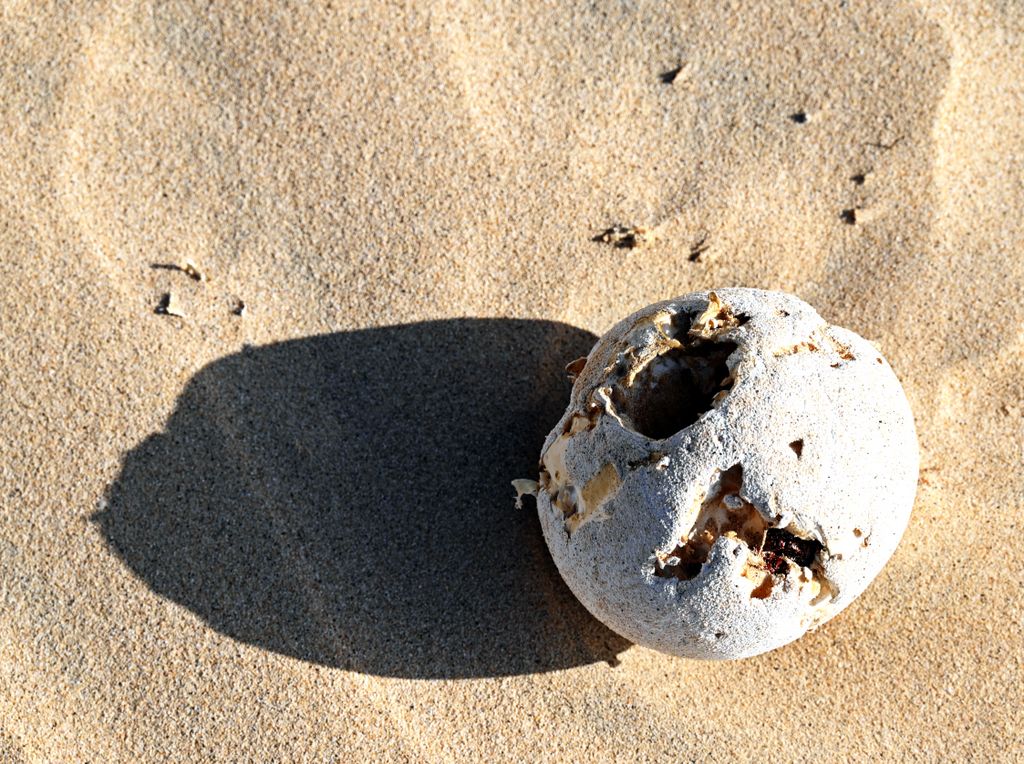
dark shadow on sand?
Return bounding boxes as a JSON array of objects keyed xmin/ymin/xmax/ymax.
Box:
[{"xmin": 95, "ymin": 319, "xmax": 629, "ymax": 678}]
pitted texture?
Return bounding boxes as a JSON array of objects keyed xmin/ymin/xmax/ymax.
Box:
[{"xmin": 537, "ymin": 288, "xmax": 919, "ymax": 660}]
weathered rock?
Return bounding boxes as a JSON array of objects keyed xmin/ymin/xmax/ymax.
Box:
[{"xmin": 533, "ymin": 288, "xmax": 918, "ymax": 659}]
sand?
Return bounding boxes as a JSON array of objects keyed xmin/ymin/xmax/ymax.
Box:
[{"xmin": 0, "ymin": 1, "xmax": 1021, "ymax": 761}]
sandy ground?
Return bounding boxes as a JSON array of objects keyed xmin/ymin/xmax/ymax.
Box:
[{"xmin": 1, "ymin": 1, "xmax": 1022, "ymax": 761}]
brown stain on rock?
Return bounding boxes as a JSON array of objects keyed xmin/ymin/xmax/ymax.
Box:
[
  {"xmin": 580, "ymin": 463, "xmax": 621, "ymax": 511},
  {"xmin": 565, "ymin": 463, "xmax": 621, "ymax": 535}
]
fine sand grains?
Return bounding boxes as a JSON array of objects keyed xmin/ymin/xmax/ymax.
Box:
[{"xmin": 0, "ymin": 1, "xmax": 1021, "ymax": 762}]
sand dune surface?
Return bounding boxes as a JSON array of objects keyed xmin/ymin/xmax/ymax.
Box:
[{"xmin": 1, "ymin": 1, "xmax": 1021, "ymax": 761}]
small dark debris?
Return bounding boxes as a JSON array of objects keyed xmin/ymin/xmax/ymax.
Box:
[
  {"xmin": 593, "ymin": 225, "xmax": 652, "ymax": 249},
  {"xmin": 655, "ymin": 557, "xmax": 704, "ymax": 581},
  {"xmin": 659, "ymin": 65, "xmax": 684, "ymax": 84},
  {"xmin": 851, "ymin": 173, "xmax": 867, "ymax": 185},
  {"xmin": 763, "ymin": 554, "xmax": 790, "ymax": 576},
  {"xmin": 840, "ymin": 209, "xmax": 857, "ymax": 225},
  {"xmin": 688, "ymin": 234, "xmax": 710, "ymax": 262},
  {"xmin": 789, "ymin": 439, "xmax": 804, "ymax": 458},
  {"xmin": 763, "ymin": 528, "xmax": 822, "ymax": 568},
  {"xmin": 232, "ymin": 300, "xmax": 246, "ymax": 317},
  {"xmin": 714, "ymin": 632, "xmax": 725, "ymax": 639},
  {"xmin": 788, "ymin": 111, "xmax": 808, "ymax": 124}
]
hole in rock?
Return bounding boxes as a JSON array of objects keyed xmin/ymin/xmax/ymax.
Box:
[
  {"xmin": 789, "ymin": 439, "xmax": 804, "ymax": 458},
  {"xmin": 655, "ymin": 465, "xmax": 827, "ymax": 587},
  {"xmin": 762, "ymin": 528, "xmax": 822, "ymax": 570},
  {"xmin": 617, "ymin": 325, "xmax": 737, "ymax": 440},
  {"xmin": 654, "ymin": 466, "xmax": 767, "ymax": 581}
]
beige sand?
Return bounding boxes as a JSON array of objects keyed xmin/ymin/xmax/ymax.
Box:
[{"xmin": 1, "ymin": 1, "xmax": 1021, "ymax": 761}]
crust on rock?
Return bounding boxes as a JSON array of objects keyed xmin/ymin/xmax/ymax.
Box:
[{"xmin": 534, "ymin": 288, "xmax": 918, "ymax": 660}]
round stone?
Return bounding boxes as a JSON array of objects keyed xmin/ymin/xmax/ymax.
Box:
[{"xmin": 535, "ymin": 288, "xmax": 918, "ymax": 659}]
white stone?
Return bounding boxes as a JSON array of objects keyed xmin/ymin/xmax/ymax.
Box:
[{"xmin": 535, "ymin": 288, "xmax": 918, "ymax": 660}]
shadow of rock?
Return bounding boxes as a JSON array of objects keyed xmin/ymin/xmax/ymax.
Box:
[{"xmin": 95, "ymin": 319, "xmax": 630, "ymax": 678}]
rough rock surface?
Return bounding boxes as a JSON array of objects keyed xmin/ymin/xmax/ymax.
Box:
[{"xmin": 536, "ymin": 288, "xmax": 919, "ymax": 659}]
